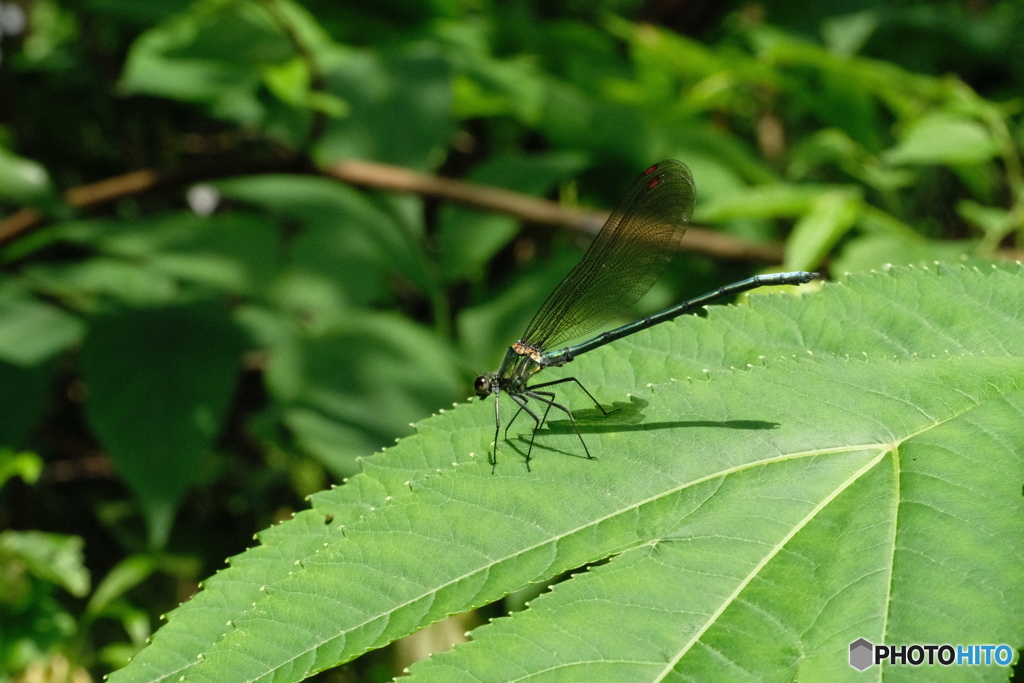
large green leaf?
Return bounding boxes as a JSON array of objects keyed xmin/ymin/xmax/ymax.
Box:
[{"xmin": 110, "ymin": 264, "xmax": 1024, "ymax": 682}]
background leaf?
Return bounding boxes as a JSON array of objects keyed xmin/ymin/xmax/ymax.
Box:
[
  {"xmin": 884, "ymin": 114, "xmax": 1000, "ymax": 166},
  {"xmin": 0, "ymin": 280, "xmax": 84, "ymax": 365},
  {"xmin": 80, "ymin": 301, "xmax": 248, "ymax": 547},
  {"xmin": 0, "ymin": 148, "xmax": 56, "ymax": 206}
]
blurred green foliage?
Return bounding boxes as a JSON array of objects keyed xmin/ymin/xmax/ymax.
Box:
[{"xmin": 0, "ymin": 0, "xmax": 1022, "ymax": 679}]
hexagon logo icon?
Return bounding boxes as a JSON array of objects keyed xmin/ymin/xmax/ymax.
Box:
[{"xmin": 849, "ymin": 638, "xmax": 874, "ymax": 671}]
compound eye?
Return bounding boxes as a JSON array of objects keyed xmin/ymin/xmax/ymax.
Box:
[{"xmin": 473, "ymin": 376, "xmax": 491, "ymax": 396}]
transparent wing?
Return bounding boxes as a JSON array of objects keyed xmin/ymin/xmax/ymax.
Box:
[{"xmin": 521, "ymin": 160, "xmax": 695, "ymax": 351}]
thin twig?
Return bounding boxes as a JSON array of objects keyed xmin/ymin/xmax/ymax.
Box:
[
  {"xmin": 0, "ymin": 169, "xmax": 162, "ymax": 246},
  {"xmin": 0, "ymin": 160, "xmax": 300, "ymax": 247}
]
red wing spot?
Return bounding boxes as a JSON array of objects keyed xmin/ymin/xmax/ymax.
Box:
[
  {"xmin": 647, "ymin": 177, "xmax": 661, "ymax": 190},
  {"xmin": 643, "ymin": 164, "xmax": 658, "ymax": 175}
]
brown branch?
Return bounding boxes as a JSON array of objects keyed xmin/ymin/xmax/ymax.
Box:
[
  {"xmin": 0, "ymin": 169, "xmax": 163, "ymax": 246},
  {"xmin": 2, "ymin": 158, "xmax": 792, "ymax": 262},
  {"xmin": 0, "ymin": 208, "xmax": 44, "ymax": 244},
  {"xmin": 63, "ymin": 168, "xmax": 164, "ymax": 206},
  {"xmin": 0, "ymin": 160, "xmax": 303, "ymax": 248},
  {"xmin": 327, "ymin": 159, "xmax": 787, "ymax": 263}
]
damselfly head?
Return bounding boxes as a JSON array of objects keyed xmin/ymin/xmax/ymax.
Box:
[{"xmin": 474, "ymin": 374, "xmax": 494, "ymax": 398}]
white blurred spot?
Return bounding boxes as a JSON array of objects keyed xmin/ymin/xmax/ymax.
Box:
[
  {"xmin": 0, "ymin": 3, "xmax": 26, "ymax": 35},
  {"xmin": 187, "ymin": 184, "xmax": 220, "ymax": 216}
]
